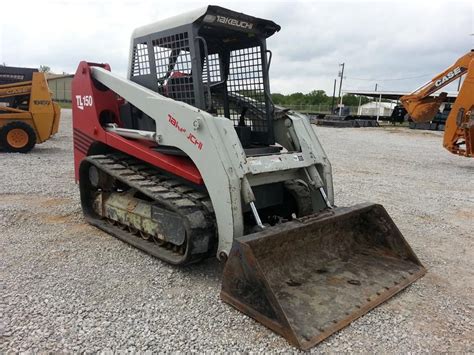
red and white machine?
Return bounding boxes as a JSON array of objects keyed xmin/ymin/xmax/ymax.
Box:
[{"xmin": 72, "ymin": 6, "xmax": 425, "ymax": 349}]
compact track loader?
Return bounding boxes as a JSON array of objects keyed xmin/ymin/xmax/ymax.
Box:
[
  {"xmin": 72, "ymin": 6, "xmax": 425, "ymax": 349},
  {"xmin": 0, "ymin": 66, "xmax": 60, "ymax": 153}
]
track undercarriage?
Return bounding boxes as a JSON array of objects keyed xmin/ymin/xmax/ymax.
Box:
[
  {"xmin": 79, "ymin": 153, "xmax": 314, "ymax": 265},
  {"xmin": 79, "ymin": 153, "xmax": 216, "ymax": 265}
]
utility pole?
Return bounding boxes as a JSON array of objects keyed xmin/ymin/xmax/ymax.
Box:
[
  {"xmin": 374, "ymin": 83, "xmax": 378, "ymax": 91},
  {"xmin": 337, "ymin": 63, "xmax": 345, "ymax": 116},
  {"xmin": 331, "ymin": 79, "xmax": 337, "ymax": 114}
]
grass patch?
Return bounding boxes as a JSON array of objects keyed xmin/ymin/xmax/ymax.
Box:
[{"xmin": 58, "ymin": 102, "xmax": 72, "ymax": 109}]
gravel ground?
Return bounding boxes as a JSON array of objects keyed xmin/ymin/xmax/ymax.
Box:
[{"xmin": 1, "ymin": 109, "xmax": 473, "ymax": 352}]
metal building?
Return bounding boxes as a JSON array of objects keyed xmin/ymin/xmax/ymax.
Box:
[
  {"xmin": 357, "ymin": 101, "xmax": 396, "ymax": 116},
  {"xmin": 46, "ymin": 73, "xmax": 73, "ymax": 103}
]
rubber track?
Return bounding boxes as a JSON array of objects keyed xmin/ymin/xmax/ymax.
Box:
[{"xmin": 84, "ymin": 153, "xmax": 216, "ymax": 265}]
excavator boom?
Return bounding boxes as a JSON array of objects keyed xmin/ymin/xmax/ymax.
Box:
[{"xmin": 401, "ymin": 50, "xmax": 474, "ymax": 157}]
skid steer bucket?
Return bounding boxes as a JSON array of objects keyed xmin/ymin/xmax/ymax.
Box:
[{"xmin": 221, "ymin": 203, "xmax": 426, "ymax": 349}]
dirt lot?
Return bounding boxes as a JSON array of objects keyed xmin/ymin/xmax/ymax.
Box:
[{"xmin": 1, "ymin": 110, "xmax": 473, "ymax": 352}]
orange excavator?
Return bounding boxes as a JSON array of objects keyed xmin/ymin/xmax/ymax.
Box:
[{"xmin": 400, "ymin": 50, "xmax": 474, "ymax": 157}]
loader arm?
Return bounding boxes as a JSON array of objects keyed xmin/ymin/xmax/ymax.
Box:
[
  {"xmin": 0, "ymin": 81, "xmax": 32, "ymax": 98},
  {"xmin": 400, "ymin": 50, "xmax": 474, "ymax": 122},
  {"xmin": 83, "ymin": 64, "xmax": 334, "ymax": 257}
]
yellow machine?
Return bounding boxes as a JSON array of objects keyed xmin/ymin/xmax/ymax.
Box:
[
  {"xmin": 401, "ymin": 50, "xmax": 474, "ymax": 157},
  {"xmin": 0, "ymin": 66, "xmax": 61, "ymax": 153}
]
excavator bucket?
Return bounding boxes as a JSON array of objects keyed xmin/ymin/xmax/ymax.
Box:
[
  {"xmin": 221, "ymin": 203, "xmax": 426, "ymax": 350},
  {"xmin": 402, "ymin": 93, "xmax": 447, "ymax": 122}
]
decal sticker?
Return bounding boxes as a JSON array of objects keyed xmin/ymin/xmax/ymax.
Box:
[
  {"xmin": 33, "ymin": 100, "xmax": 50, "ymax": 105},
  {"xmin": 434, "ymin": 67, "xmax": 464, "ymax": 87},
  {"xmin": 168, "ymin": 114, "xmax": 204, "ymax": 151},
  {"xmin": 75, "ymin": 95, "xmax": 93, "ymax": 110},
  {"xmin": 168, "ymin": 114, "xmax": 186, "ymax": 133},
  {"xmin": 187, "ymin": 133, "xmax": 203, "ymax": 151},
  {"xmin": 216, "ymin": 15, "xmax": 253, "ymax": 30},
  {"xmin": 5, "ymin": 87, "xmax": 30, "ymax": 95}
]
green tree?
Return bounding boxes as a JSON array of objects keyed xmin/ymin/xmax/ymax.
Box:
[
  {"xmin": 342, "ymin": 94, "xmax": 371, "ymax": 106},
  {"xmin": 306, "ymin": 90, "xmax": 328, "ymax": 105},
  {"xmin": 271, "ymin": 90, "xmax": 374, "ymax": 110},
  {"xmin": 39, "ymin": 65, "xmax": 51, "ymax": 73},
  {"xmin": 288, "ymin": 92, "xmax": 306, "ymax": 105},
  {"xmin": 271, "ymin": 93, "xmax": 286, "ymax": 105}
]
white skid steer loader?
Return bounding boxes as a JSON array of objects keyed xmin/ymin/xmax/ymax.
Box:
[{"xmin": 72, "ymin": 6, "xmax": 425, "ymax": 349}]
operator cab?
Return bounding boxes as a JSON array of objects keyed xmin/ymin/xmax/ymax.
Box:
[{"xmin": 124, "ymin": 5, "xmax": 281, "ymax": 148}]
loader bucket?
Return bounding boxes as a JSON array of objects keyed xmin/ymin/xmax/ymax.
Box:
[{"xmin": 221, "ymin": 203, "xmax": 426, "ymax": 350}]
